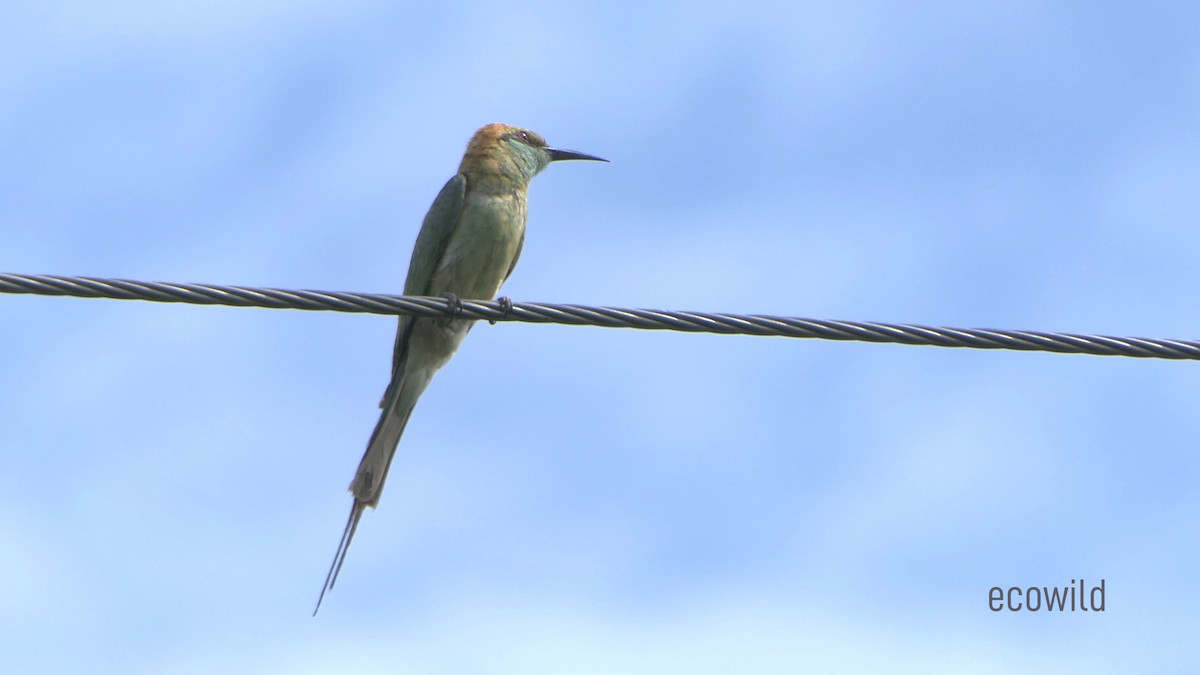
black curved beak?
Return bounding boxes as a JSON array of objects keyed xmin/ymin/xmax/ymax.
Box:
[{"xmin": 547, "ymin": 147, "xmax": 608, "ymax": 163}]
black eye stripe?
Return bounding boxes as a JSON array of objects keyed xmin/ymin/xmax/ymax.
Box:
[{"xmin": 506, "ymin": 129, "xmax": 546, "ymax": 147}]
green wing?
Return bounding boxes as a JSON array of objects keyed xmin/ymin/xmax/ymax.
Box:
[
  {"xmin": 382, "ymin": 174, "xmax": 466, "ymax": 405},
  {"xmin": 503, "ymin": 229, "xmax": 525, "ymax": 283},
  {"xmin": 404, "ymin": 174, "xmax": 467, "ymax": 296}
]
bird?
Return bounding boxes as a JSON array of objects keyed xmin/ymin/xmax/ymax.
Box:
[{"xmin": 314, "ymin": 123, "xmax": 606, "ymax": 613}]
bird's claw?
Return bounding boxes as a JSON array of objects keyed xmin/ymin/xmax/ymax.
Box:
[
  {"xmin": 489, "ymin": 296, "xmax": 514, "ymax": 325},
  {"xmin": 440, "ymin": 292, "xmax": 463, "ymax": 319}
]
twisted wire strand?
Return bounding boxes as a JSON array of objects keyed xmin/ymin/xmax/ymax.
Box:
[{"xmin": 2, "ymin": 272, "xmax": 1198, "ymax": 360}]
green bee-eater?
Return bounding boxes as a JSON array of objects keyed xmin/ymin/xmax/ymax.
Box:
[{"xmin": 315, "ymin": 123, "xmax": 606, "ymax": 612}]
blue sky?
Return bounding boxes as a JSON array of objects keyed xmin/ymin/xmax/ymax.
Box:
[{"xmin": 3, "ymin": 2, "xmax": 1200, "ymax": 673}]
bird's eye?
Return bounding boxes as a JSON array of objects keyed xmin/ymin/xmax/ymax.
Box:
[{"xmin": 510, "ymin": 129, "xmax": 546, "ymax": 147}]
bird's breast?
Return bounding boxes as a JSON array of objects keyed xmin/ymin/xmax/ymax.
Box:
[{"xmin": 428, "ymin": 191, "xmax": 527, "ymax": 300}]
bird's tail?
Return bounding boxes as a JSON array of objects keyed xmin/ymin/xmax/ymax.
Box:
[{"xmin": 313, "ymin": 376, "xmax": 425, "ymax": 615}]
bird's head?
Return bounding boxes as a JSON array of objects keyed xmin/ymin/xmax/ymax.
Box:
[{"xmin": 459, "ymin": 123, "xmax": 606, "ymax": 187}]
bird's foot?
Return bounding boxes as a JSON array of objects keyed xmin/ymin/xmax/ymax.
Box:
[
  {"xmin": 489, "ymin": 296, "xmax": 514, "ymax": 325},
  {"xmin": 440, "ymin": 292, "xmax": 463, "ymax": 319}
]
